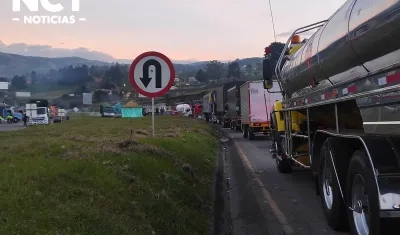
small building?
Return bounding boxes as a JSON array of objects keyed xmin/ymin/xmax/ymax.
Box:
[{"xmin": 121, "ymin": 101, "xmax": 143, "ymax": 118}]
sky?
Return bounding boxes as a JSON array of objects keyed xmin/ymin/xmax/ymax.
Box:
[{"xmin": 0, "ymin": 0, "xmax": 347, "ymax": 62}]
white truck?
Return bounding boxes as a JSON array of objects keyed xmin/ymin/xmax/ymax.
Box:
[
  {"xmin": 26, "ymin": 103, "xmax": 50, "ymax": 125},
  {"xmin": 240, "ymin": 80, "xmax": 281, "ymax": 140}
]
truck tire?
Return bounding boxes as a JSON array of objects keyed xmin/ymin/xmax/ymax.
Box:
[
  {"xmin": 235, "ymin": 125, "xmax": 241, "ymax": 131},
  {"xmin": 276, "ymin": 158, "xmax": 292, "ymax": 173},
  {"xmin": 223, "ymin": 121, "xmax": 229, "ymax": 128},
  {"xmin": 276, "ymin": 138, "xmax": 292, "ymax": 173},
  {"xmin": 242, "ymin": 126, "xmax": 248, "ymax": 138},
  {"xmin": 346, "ymin": 150, "xmax": 380, "ymax": 235},
  {"xmin": 249, "ymin": 128, "xmax": 255, "ymax": 140},
  {"xmin": 318, "ymin": 139, "xmax": 348, "ymax": 230}
]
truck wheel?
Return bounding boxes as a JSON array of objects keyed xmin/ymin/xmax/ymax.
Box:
[
  {"xmin": 318, "ymin": 140, "xmax": 348, "ymax": 230},
  {"xmin": 242, "ymin": 126, "xmax": 248, "ymax": 138},
  {"xmin": 346, "ymin": 150, "xmax": 380, "ymax": 235},
  {"xmin": 223, "ymin": 121, "xmax": 229, "ymax": 128},
  {"xmin": 13, "ymin": 117, "xmax": 19, "ymax": 123},
  {"xmin": 235, "ymin": 125, "xmax": 241, "ymax": 131},
  {"xmin": 276, "ymin": 158, "xmax": 292, "ymax": 173},
  {"xmin": 249, "ymin": 129, "xmax": 255, "ymax": 140}
]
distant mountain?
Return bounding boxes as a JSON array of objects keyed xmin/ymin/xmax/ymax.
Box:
[
  {"xmin": 0, "ymin": 52, "xmax": 109, "ymax": 77},
  {"xmin": 116, "ymin": 59, "xmax": 200, "ymax": 65},
  {"xmin": 0, "ymin": 51, "xmax": 263, "ymax": 78}
]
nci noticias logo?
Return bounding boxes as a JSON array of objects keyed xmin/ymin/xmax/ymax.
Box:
[{"xmin": 12, "ymin": 0, "xmax": 86, "ymax": 24}]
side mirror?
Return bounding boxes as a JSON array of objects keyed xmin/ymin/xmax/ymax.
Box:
[{"xmin": 262, "ymin": 58, "xmax": 273, "ymax": 89}]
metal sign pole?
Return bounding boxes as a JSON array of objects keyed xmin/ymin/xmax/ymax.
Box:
[{"xmin": 152, "ymin": 97, "xmax": 155, "ymax": 137}]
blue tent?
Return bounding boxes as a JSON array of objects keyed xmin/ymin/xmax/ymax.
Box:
[
  {"xmin": 121, "ymin": 101, "xmax": 143, "ymax": 118},
  {"xmin": 113, "ymin": 102, "xmax": 122, "ymax": 114}
]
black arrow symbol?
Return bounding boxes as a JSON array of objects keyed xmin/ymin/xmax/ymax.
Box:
[{"xmin": 140, "ymin": 59, "xmax": 162, "ymax": 88}]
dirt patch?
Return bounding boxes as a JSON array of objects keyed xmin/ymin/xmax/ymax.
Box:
[{"xmin": 135, "ymin": 129, "xmax": 149, "ymax": 136}]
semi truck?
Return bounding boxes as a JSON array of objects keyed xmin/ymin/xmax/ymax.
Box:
[
  {"xmin": 26, "ymin": 99, "xmax": 50, "ymax": 125},
  {"xmin": 227, "ymin": 81, "xmax": 248, "ymax": 131},
  {"xmin": 227, "ymin": 84, "xmax": 241, "ymax": 131},
  {"xmin": 240, "ymin": 80, "xmax": 271, "ymax": 140},
  {"xmin": 215, "ymin": 81, "xmax": 246, "ymax": 127},
  {"xmin": 263, "ymin": 1, "xmax": 400, "ymax": 234},
  {"xmin": 202, "ymin": 93, "xmax": 211, "ymax": 122}
]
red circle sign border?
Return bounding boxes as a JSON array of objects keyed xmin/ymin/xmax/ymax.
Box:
[{"xmin": 129, "ymin": 51, "xmax": 175, "ymax": 98}]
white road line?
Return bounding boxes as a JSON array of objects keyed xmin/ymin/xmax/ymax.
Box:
[{"xmin": 228, "ymin": 133, "xmax": 295, "ymax": 235}]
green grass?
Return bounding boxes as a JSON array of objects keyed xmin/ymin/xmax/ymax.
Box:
[{"xmin": 0, "ymin": 116, "xmax": 218, "ymax": 235}]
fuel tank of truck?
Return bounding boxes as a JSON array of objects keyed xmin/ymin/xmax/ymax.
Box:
[{"xmin": 279, "ymin": 0, "xmax": 400, "ymax": 98}]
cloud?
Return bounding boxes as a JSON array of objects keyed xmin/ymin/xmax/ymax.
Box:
[{"xmin": 0, "ymin": 40, "xmax": 116, "ymax": 62}]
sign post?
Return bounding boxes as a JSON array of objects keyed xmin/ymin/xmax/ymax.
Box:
[
  {"xmin": 129, "ymin": 51, "xmax": 175, "ymax": 137},
  {"xmin": 152, "ymin": 97, "xmax": 155, "ymax": 136}
]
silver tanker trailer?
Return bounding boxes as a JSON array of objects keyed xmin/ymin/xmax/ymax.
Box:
[{"xmin": 263, "ymin": 0, "xmax": 400, "ymax": 234}]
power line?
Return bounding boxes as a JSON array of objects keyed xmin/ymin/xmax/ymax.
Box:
[{"xmin": 268, "ymin": 0, "xmax": 277, "ymax": 42}]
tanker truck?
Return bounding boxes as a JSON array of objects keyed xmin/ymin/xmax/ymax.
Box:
[{"xmin": 263, "ymin": 1, "xmax": 400, "ymax": 234}]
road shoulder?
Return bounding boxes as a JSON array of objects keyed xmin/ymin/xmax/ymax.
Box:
[{"xmin": 217, "ymin": 127, "xmax": 286, "ymax": 235}]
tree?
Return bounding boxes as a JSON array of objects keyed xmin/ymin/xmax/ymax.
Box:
[
  {"xmin": 0, "ymin": 77, "xmax": 7, "ymax": 82},
  {"xmin": 195, "ymin": 69, "xmax": 207, "ymax": 83},
  {"xmin": 255, "ymin": 63, "xmax": 262, "ymax": 76},
  {"xmin": 30, "ymin": 71, "xmax": 37, "ymax": 84},
  {"xmin": 245, "ymin": 64, "xmax": 253, "ymax": 75},
  {"xmin": 11, "ymin": 75, "xmax": 27, "ymax": 89},
  {"xmin": 104, "ymin": 63, "xmax": 124, "ymax": 86},
  {"xmin": 205, "ymin": 60, "xmax": 224, "ymax": 81},
  {"xmin": 93, "ymin": 90, "xmax": 108, "ymax": 102},
  {"xmin": 227, "ymin": 61, "xmax": 241, "ymax": 79}
]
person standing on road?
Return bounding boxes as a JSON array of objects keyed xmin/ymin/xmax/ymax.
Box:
[{"xmin": 23, "ymin": 113, "xmax": 28, "ymax": 127}]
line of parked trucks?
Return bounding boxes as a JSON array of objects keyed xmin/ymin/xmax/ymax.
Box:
[
  {"xmin": 202, "ymin": 80, "xmax": 282, "ymax": 139},
  {"xmin": 1, "ymin": 99, "xmax": 69, "ymax": 125}
]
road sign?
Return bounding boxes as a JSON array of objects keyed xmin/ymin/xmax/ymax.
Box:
[{"xmin": 129, "ymin": 51, "xmax": 175, "ymax": 98}]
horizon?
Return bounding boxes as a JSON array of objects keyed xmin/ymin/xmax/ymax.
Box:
[
  {"xmin": 0, "ymin": 0, "xmax": 346, "ymax": 62},
  {"xmin": 0, "ymin": 45, "xmax": 252, "ymax": 64}
]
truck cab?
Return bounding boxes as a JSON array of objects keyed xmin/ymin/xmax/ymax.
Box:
[{"xmin": 26, "ymin": 99, "xmax": 50, "ymax": 125}]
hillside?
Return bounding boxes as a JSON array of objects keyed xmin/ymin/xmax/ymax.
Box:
[
  {"xmin": 0, "ymin": 52, "xmax": 110, "ymax": 77},
  {"xmin": 0, "ymin": 52, "xmax": 264, "ymax": 79}
]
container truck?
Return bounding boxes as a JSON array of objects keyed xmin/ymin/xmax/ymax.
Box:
[
  {"xmin": 215, "ymin": 81, "xmax": 247, "ymax": 127},
  {"xmin": 240, "ymin": 80, "xmax": 272, "ymax": 140},
  {"xmin": 227, "ymin": 84, "xmax": 241, "ymax": 131},
  {"xmin": 227, "ymin": 81, "xmax": 249, "ymax": 131},
  {"xmin": 209, "ymin": 89, "xmax": 217, "ymax": 124},
  {"xmin": 263, "ymin": 1, "xmax": 400, "ymax": 234},
  {"xmin": 202, "ymin": 93, "xmax": 211, "ymax": 122}
]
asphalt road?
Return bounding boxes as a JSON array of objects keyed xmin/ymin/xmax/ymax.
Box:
[
  {"xmin": 218, "ymin": 127, "xmax": 345, "ymax": 235},
  {"xmin": 0, "ymin": 122, "xmax": 25, "ymax": 132}
]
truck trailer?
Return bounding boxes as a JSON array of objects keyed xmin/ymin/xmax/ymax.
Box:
[
  {"xmin": 240, "ymin": 80, "xmax": 271, "ymax": 140},
  {"xmin": 264, "ymin": 1, "xmax": 400, "ymax": 234},
  {"xmin": 202, "ymin": 93, "xmax": 211, "ymax": 122},
  {"xmin": 215, "ymin": 81, "xmax": 247, "ymax": 127},
  {"xmin": 227, "ymin": 84, "xmax": 241, "ymax": 131}
]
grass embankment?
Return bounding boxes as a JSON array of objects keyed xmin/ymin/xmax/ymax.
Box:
[{"xmin": 0, "ymin": 116, "xmax": 218, "ymax": 234}]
